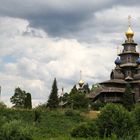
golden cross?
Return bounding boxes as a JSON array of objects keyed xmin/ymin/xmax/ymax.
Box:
[{"xmin": 128, "ymin": 15, "xmax": 131, "ymax": 27}]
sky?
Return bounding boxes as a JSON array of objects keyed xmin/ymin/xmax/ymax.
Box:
[{"xmin": 1, "ymin": 0, "xmax": 140, "ymax": 107}]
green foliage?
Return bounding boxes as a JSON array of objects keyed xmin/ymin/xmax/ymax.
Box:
[
  {"xmin": 133, "ymin": 104, "xmax": 140, "ymax": 128},
  {"xmin": 60, "ymin": 85, "xmax": 89, "ymax": 109},
  {"xmin": 34, "ymin": 103, "xmax": 47, "ymax": 111},
  {"xmin": 64, "ymin": 109, "xmax": 84, "ymax": 122},
  {"xmin": 10, "ymin": 87, "xmax": 26, "ymax": 108},
  {"xmin": 0, "ymin": 120, "xmax": 34, "ymax": 140},
  {"xmin": 0, "ymin": 107, "xmax": 140, "ymax": 140},
  {"xmin": 24, "ymin": 93, "xmax": 32, "ymax": 109},
  {"xmin": 123, "ymin": 83, "xmax": 134, "ymax": 111},
  {"xmin": 10, "ymin": 87, "xmax": 32, "ymax": 109},
  {"xmin": 60, "ymin": 92, "xmax": 69, "ymax": 102},
  {"xmin": 90, "ymin": 101, "xmax": 105, "ymax": 111},
  {"xmin": 67, "ymin": 85, "xmax": 89, "ymax": 109},
  {"xmin": 0, "ymin": 101, "xmax": 7, "ymax": 108},
  {"xmin": 71, "ymin": 122, "xmax": 98, "ymax": 138},
  {"xmin": 96, "ymin": 104, "xmax": 138, "ymax": 138},
  {"xmin": 91, "ymin": 83, "xmax": 101, "ymax": 92},
  {"xmin": 69, "ymin": 85, "xmax": 78, "ymax": 95},
  {"xmin": 71, "ymin": 92, "xmax": 89, "ymax": 109},
  {"xmin": 34, "ymin": 110, "xmax": 41, "ymax": 123},
  {"xmin": 47, "ymin": 78, "xmax": 59, "ymax": 109}
]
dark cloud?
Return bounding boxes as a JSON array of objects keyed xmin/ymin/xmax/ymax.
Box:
[{"xmin": 0, "ymin": 0, "xmax": 140, "ymax": 42}]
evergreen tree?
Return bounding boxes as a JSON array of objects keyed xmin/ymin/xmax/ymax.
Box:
[
  {"xmin": 123, "ymin": 83, "xmax": 134, "ymax": 111},
  {"xmin": 24, "ymin": 93, "xmax": 32, "ymax": 109},
  {"xmin": 69, "ymin": 85, "xmax": 78, "ymax": 95},
  {"xmin": 47, "ymin": 78, "xmax": 59, "ymax": 109},
  {"xmin": 68, "ymin": 85, "xmax": 78, "ymax": 108},
  {"xmin": 68, "ymin": 85, "xmax": 89, "ymax": 109}
]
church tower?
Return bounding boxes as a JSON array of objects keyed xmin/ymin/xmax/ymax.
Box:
[
  {"xmin": 89, "ymin": 16, "xmax": 140, "ymax": 103},
  {"xmin": 119, "ymin": 20, "xmax": 139, "ymax": 80}
]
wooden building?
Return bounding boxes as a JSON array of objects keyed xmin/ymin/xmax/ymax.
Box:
[{"xmin": 88, "ymin": 24, "xmax": 140, "ymax": 103}]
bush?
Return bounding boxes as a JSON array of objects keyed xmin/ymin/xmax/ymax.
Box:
[
  {"xmin": 133, "ymin": 104, "xmax": 140, "ymax": 128},
  {"xmin": 71, "ymin": 122, "xmax": 98, "ymax": 138},
  {"xmin": 34, "ymin": 103, "xmax": 47, "ymax": 111},
  {"xmin": 64, "ymin": 109, "xmax": 80, "ymax": 117},
  {"xmin": 0, "ymin": 102, "xmax": 7, "ymax": 108},
  {"xmin": 64, "ymin": 109, "xmax": 83, "ymax": 122},
  {"xmin": 71, "ymin": 92, "xmax": 89, "ymax": 109},
  {"xmin": 96, "ymin": 104, "xmax": 138, "ymax": 138},
  {"xmin": 0, "ymin": 120, "xmax": 35, "ymax": 140},
  {"xmin": 90, "ymin": 101, "xmax": 105, "ymax": 111}
]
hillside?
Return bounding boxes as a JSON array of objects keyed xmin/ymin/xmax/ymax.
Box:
[{"xmin": 0, "ymin": 108, "xmax": 92, "ymax": 139}]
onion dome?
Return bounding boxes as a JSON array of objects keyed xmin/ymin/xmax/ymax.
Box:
[
  {"xmin": 125, "ymin": 26, "xmax": 134, "ymax": 39},
  {"xmin": 115, "ymin": 57, "xmax": 121, "ymax": 65},
  {"xmin": 79, "ymin": 80, "xmax": 84, "ymax": 87},
  {"xmin": 136, "ymin": 57, "xmax": 140, "ymax": 64}
]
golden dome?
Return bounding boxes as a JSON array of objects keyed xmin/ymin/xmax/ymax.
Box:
[
  {"xmin": 79, "ymin": 80, "xmax": 84, "ymax": 87},
  {"xmin": 125, "ymin": 26, "xmax": 134, "ymax": 39}
]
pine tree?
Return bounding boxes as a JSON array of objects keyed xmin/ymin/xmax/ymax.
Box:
[
  {"xmin": 123, "ymin": 83, "xmax": 134, "ymax": 111},
  {"xmin": 24, "ymin": 93, "xmax": 32, "ymax": 109},
  {"xmin": 69, "ymin": 85, "xmax": 78, "ymax": 95},
  {"xmin": 47, "ymin": 78, "xmax": 59, "ymax": 109}
]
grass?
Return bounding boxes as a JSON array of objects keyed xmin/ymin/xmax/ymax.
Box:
[
  {"xmin": 83, "ymin": 111, "xmax": 100, "ymax": 119},
  {"xmin": 0, "ymin": 108, "xmax": 139, "ymax": 140},
  {"xmin": 0, "ymin": 108, "xmax": 92, "ymax": 139}
]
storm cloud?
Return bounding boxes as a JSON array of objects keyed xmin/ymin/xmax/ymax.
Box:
[{"xmin": 0, "ymin": 0, "xmax": 140, "ymax": 41}]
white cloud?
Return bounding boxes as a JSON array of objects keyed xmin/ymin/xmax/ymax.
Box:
[{"xmin": 0, "ymin": 16, "xmax": 119, "ymax": 107}]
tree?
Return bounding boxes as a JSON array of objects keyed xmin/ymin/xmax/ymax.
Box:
[
  {"xmin": 71, "ymin": 92, "xmax": 89, "ymax": 109},
  {"xmin": 24, "ymin": 93, "xmax": 32, "ymax": 109},
  {"xmin": 69, "ymin": 85, "xmax": 78, "ymax": 95},
  {"xmin": 10, "ymin": 87, "xmax": 32, "ymax": 109},
  {"xmin": 68, "ymin": 85, "xmax": 89, "ymax": 109},
  {"xmin": 10, "ymin": 87, "xmax": 26, "ymax": 108},
  {"xmin": 47, "ymin": 78, "xmax": 59, "ymax": 109},
  {"xmin": 96, "ymin": 104, "xmax": 138, "ymax": 138},
  {"xmin": 123, "ymin": 83, "xmax": 134, "ymax": 111},
  {"xmin": 68, "ymin": 85, "xmax": 78, "ymax": 108}
]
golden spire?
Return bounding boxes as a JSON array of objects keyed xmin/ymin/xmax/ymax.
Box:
[{"xmin": 125, "ymin": 15, "xmax": 134, "ymax": 40}]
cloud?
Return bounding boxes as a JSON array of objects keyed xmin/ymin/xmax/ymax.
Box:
[
  {"xmin": 0, "ymin": 16, "xmax": 117, "ymax": 106},
  {"xmin": 0, "ymin": 1, "xmax": 140, "ymax": 107},
  {"xmin": 0, "ymin": 0, "xmax": 140, "ymax": 43}
]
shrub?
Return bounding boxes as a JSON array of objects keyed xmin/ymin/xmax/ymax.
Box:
[
  {"xmin": 96, "ymin": 103, "xmax": 138, "ymax": 138},
  {"xmin": 71, "ymin": 122, "xmax": 98, "ymax": 138},
  {"xmin": 65, "ymin": 109, "xmax": 80, "ymax": 117},
  {"xmin": 34, "ymin": 110, "xmax": 41, "ymax": 123},
  {"xmin": 133, "ymin": 104, "xmax": 140, "ymax": 128},
  {"xmin": 0, "ymin": 101, "xmax": 7, "ymax": 108},
  {"xmin": 0, "ymin": 120, "xmax": 35, "ymax": 140},
  {"xmin": 90, "ymin": 101, "xmax": 105, "ymax": 111},
  {"xmin": 64, "ymin": 109, "xmax": 83, "ymax": 122},
  {"xmin": 34, "ymin": 103, "xmax": 47, "ymax": 111}
]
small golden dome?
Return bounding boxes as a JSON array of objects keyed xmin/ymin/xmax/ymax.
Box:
[
  {"xmin": 125, "ymin": 26, "xmax": 134, "ymax": 39},
  {"xmin": 79, "ymin": 80, "xmax": 84, "ymax": 87}
]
